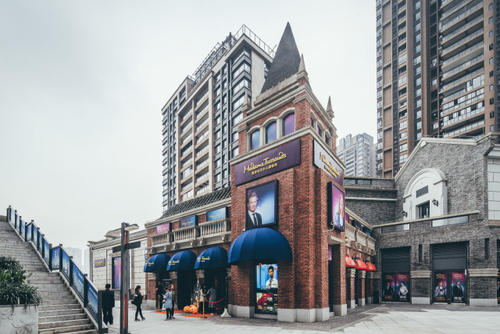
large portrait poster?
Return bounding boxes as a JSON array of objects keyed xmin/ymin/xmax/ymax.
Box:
[
  {"xmin": 451, "ymin": 272, "xmax": 465, "ymax": 303},
  {"xmin": 331, "ymin": 183, "xmax": 345, "ymax": 231},
  {"xmin": 396, "ymin": 273, "xmax": 410, "ymax": 301},
  {"xmin": 245, "ymin": 180, "xmax": 278, "ymax": 230},
  {"xmin": 382, "ymin": 274, "xmax": 395, "ymax": 301},
  {"xmin": 256, "ymin": 264, "xmax": 278, "ymax": 314},
  {"xmin": 112, "ymin": 257, "xmax": 121, "ymax": 290},
  {"xmin": 434, "ymin": 273, "xmax": 448, "ymax": 302}
]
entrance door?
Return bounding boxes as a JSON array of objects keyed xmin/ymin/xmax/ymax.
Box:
[
  {"xmin": 381, "ymin": 247, "xmax": 410, "ymax": 302},
  {"xmin": 432, "ymin": 242, "xmax": 467, "ymax": 304},
  {"xmin": 177, "ymin": 270, "xmax": 194, "ymax": 309}
]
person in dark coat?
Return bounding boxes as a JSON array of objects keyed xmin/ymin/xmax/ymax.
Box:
[
  {"xmin": 133, "ymin": 285, "xmax": 145, "ymax": 321},
  {"xmin": 102, "ymin": 284, "xmax": 115, "ymax": 325}
]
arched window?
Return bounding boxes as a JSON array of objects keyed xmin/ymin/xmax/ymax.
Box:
[
  {"xmin": 283, "ymin": 113, "xmax": 295, "ymax": 136},
  {"xmin": 266, "ymin": 121, "xmax": 277, "ymax": 143},
  {"xmin": 250, "ymin": 129, "xmax": 260, "ymax": 150}
]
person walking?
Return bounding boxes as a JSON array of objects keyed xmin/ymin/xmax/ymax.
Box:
[
  {"xmin": 207, "ymin": 285, "xmax": 216, "ymax": 314},
  {"xmin": 102, "ymin": 284, "xmax": 115, "ymax": 325},
  {"xmin": 163, "ymin": 286, "xmax": 173, "ymax": 320},
  {"xmin": 133, "ymin": 285, "xmax": 145, "ymax": 321},
  {"xmin": 169, "ymin": 284, "xmax": 176, "ymax": 319}
]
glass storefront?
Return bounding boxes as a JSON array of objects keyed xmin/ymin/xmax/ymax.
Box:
[{"xmin": 255, "ymin": 263, "xmax": 278, "ymax": 314}]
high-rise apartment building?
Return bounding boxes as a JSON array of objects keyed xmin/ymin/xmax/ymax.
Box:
[
  {"xmin": 161, "ymin": 26, "xmax": 274, "ymax": 211},
  {"xmin": 337, "ymin": 133, "xmax": 376, "ymax": 177},
  {"xmin": 376, "ymin": 0, "xmax": 498, "ymax": 177}
]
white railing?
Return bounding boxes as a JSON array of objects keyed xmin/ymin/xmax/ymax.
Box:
[
  {"xmin": 151, "ymin": 232, "xmax": 171, "ymax": 246},
  {"xmin": 199, "ymin": 220, "xmax": 228, "ymax": 237},
  {"xmin": 173, "ymin": 226, "xmax": 196, "ymax": 242}
]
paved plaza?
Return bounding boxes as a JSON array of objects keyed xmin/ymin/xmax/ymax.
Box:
[{"xmin": 107, "ymin": 304, "xmax": 500, "ymax": 334}]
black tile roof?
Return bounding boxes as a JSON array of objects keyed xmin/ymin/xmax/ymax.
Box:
[
  {"xmin": 160, "ymin": 187, "xmax": 231, "ymax": 219},
  {"xmin": 260, "ymin": 23, "xmax": 301, "ymax": 93}
]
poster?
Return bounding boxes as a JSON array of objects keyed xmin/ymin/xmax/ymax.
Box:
[
  {"xmin": 434, "ymin": 273, "xmax": 448, "ymax": 302},
  {"xmin": 43, "ymin": 240, "xmax": 50, "ymax": 263},
  {"xmin": 87, "ymin": 283, "xmax": 98, "ymax": 318},
  {"xmin": 331, "ymin": 183, "xmax": 345, "ymax": 231},
  {"xmin": 156, "ymin": 223, "xmax": 170, "ymax": 234},
  {"xmin": 26, "ymin": 224, "xmax": 32, "ymax": 242},
  {"xmin": 246, "ymin": 180, "xmax": 278, "ymax": 230},
  {"xmin": 256, "ymin": 292, "xmax": 278, "ymax": 314},
  {"xmin": 396, "ymin": 273, "xmax": 410, "ymax": 301},
  {"xmin": 112, "ymin": 257, "xmax": 121, "ymax": 290},
  {"xmin": 451, "ymin": 272, "xmax": 465, "ymax": 303},
  {"xmin": 62, "ymin": 250, "xmax": 70, "ymax": 278},
  {"xmin": 180, "ymin": 216, "xmax": 197, "ymax": 228},
  {"xmin": 256, "ymin": 264, "xmax": 278, "ymax": 290},
  {"xmin": 382, "ymin": 274, "xmax": 395, "ymax": 301},
  {"xmin": 206, "ymin": 207, "xmax": 227, "ymax": 221},
  {"xmin": 72, "ymin": 263, "xmax": 84, "ymax": 298},
  {"xmin": 51, "ymin": 248, "xmax": 60, "ymax": 270}
]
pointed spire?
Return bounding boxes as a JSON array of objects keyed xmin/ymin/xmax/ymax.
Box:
[
  {"xmin": 298, "ymin": 54, "xmax": 306, "ymax": 73},
  {"xmin": 261, "ymin": 22, "xmax": 302, "ymax": 93},
  {"xmin": 326, "ymin": 96, "xmax": 334, "ymax": 118}
]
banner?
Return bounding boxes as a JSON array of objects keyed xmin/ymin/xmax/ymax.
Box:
[
  {"xmin": 62, "ymin": 250, "xmax": 71, "ymax": 279},
  {"xmin": 156, "ymin": 223, "xmax": 171, "ymax": 234},
  {"xmin": 330, "ymin": 183, "xmax": 345, "ymax": 231},
  {"xmin": 87, "ymin": 282, "xmax": 98, "ymax": 319},
  {"xmin": 451, "ymin": 272, "xmax": 465, "ymax": 303},
  {"xmin": 234, "ymin": 139, "xmax": 301, "ymax": 185},
  {"xmin": 206, "ymin": 207, "xmax": 227, "ymax": 221},
  {"xmin": 72, "ymin": 263, "xmax": 85, "ymax": 298},
  {"xmin": 112, "ymin": 257, "xmax": 121, "ymax": 289},
  {"xmin": 51, "ymin": 248, "xmax": 60, "ymax": 270},
  {"xmin": 43, "ymin": 239, "xmax": 50, "ymax": 263},
  {"xmin": 434, "ymin": 273, "xmax": 448, "ymax": 302},
  {"xmin": 255, "ymin": 263, "xmax": 278, "ymax": 314}
]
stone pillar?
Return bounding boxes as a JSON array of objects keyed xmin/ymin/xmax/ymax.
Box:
[
  {"xmin": 358, "ymin": 270, "xmax": 366, "ymax": 306},
  {"xmin": 468, "ymin": 268, "xmax": 498, "ymax": 306},
  {"xmin": 347, "ymin": 268, "xmax": 356, "ymax": 309},
  {"xmin": 366, "ymin": 272, "xmax": 374, "ymax": 304},
  {"xmin": 228, "ymin": 263, "xmax": 254, "ymax": 318},
  {"xmin": 410, "ymin": 270, "xmax": 431, "ymax": 304},
  {"xmin": 331, "ymin": 243, "xmax": 347, "ymax": 316}
]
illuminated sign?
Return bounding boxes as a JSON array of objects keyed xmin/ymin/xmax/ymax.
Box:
[
  {"xmin": 313, "ymin": 140, "xmax": 344, "ymax": 186},
  {"xmin": 234, "ymin": 139, "xmax": 301, "ymax": 185}
]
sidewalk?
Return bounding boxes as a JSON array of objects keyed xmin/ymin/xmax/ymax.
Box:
[{"xmin": 105, "ymin": 303, "xmax": 500, "ymax": 334}]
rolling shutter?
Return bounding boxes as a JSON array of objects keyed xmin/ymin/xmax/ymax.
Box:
[
  {"xmin": 432, "ymin": 242, "xmax": 467, "ymax": 271},
  {"xmin": 382, "ymin": 247, "xmax": 410, "ymax": 273}
]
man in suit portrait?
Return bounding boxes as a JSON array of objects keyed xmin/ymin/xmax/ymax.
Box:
[{"xmin": 246, "ymin": 191, "xmax": 262, "ymax": 229}]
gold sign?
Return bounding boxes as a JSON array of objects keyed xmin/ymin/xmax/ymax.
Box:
[
  {"xmin": 320, "ymin": 152, "xmax": 341, "ymax": 178},
  {"xmin": 243, "ymin": 152, "xmax": 287, "ymax": 176}
]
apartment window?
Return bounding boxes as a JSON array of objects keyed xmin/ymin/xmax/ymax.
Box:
[
  {"xmin": 489, "ymin": 16, "xmax": 493, "ymax": 24},
  {"xmin": 490, "ymin": 85, "xmax": 494, "ymax": 91},
  {"xmin": 490, "ymin": 98, "xmax": 495, "ymax": 105},
  {"xmin": 266, "ymin": 121, "xmax": 277, "ymax": 143},
  {"xmin": 400, "ymin": 132, "xmax": 407, "ymax": 140},
  {"xmin": 417, "ymin": 202, "xmax": 430, "ymax": 219},
  {"xmin": 232, "ymin": 146, "xmax": 239, "ymax": 157},
  {"xmin": 233, "ymin": 113, "xmax": 243, "ymax": 125},
  {"xmin": 233, "ymin": 79, "xmax": 249, "ymax": 95},
  {"xmin": 418, "ymin": 244, "xmax": 423, "ymax": 262},
  {"xmin": 490, "ymin": 112, "xmax": 495, "ymax": 118},
  {"xmin": 283, "ymin": 113, "xmax": 295, "ymax": 136},
  {"xmin": 490, "ymin": 31, "xmax": 493, "ymax": 37},
  {"xmin": 400, "ymin": 143, "xmax": 408, "ymax": 151},
  {"xmin": 233, "ymin": 95, "xmax": 245, "ymax": 110},
  {"xmin": 233, "ymin": 62, "xmax": 250, "ymax": 78},
  {"xmin": 489, "ymin": 3, "xmax": 493, "ymax": 10},
  {"xmin": 250, "ymin": 129, "xmax": 260, "ymax": 150},
  {"xmin": 400, "ymin": 121, "xmax": 408, "ymax": 130},
  {"xmin": 490, "ymin": 57, "xmax": 494, "ymax": 64}
]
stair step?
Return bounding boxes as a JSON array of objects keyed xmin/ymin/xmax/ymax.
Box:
[
  {"xmin": 39, "ymin": 304, "xmax": 81, "ymax": 311},
  {"xmin": 40, "ymin": 313, "xmax": 88, "ymax": 322},
  {"xmin": 40, "ymin": 309, "xmax": 84, "ymax": 317},
  {"xmin": 38, "ymin": 323, "xmax": 94, "ymax": 334},
  {"xmin": 39, "ymin": 318, "xmax": 91, "ymax": 329}
]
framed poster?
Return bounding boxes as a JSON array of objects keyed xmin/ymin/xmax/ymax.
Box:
[
  {"xmin": 245, "ymin": 180, "xmax": 278, "ymax": 230},
  {"xmin": 451, "ymin": 272, "xmax": 465, "ymax": 303},
  {"xmin": 255, "ymin": 264, "xmax": 278, "ymax": 314},
  {"xmin": 434, "ymin": 272, "xmax": 448, "ymax": 302},
  {"xmin": 328, "ymin": 182, "xmax": 345, "ymax": 231},
  {"xmin": 112, "ymin": 257, "xmax": 121, "ymax": 290}
]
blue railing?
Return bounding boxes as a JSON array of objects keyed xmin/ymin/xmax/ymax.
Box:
[{"xmin": 5, "ymin": 206, "xmax": 106, "ymax": 333}]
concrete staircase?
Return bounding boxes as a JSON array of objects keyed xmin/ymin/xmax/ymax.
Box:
[{"xmin": 0, "ymin": 218, "xmax": 97, "ymax": 334}]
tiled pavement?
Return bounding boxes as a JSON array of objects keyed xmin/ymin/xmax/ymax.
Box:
[{"xmin": 107, "ymin": 303, "xmax": 500, "ymax": 334}]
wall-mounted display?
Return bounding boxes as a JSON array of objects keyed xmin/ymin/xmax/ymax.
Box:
[
  {"xmin": 179, "ymin": 216, "xmax": 197, "ymax": 228},
  {"xmin": 112, "ymin": 256, "xmax": 121, "ymax": 290},
  {"xmin": 328, "ymin": 183, "xmax": 345, "ymax": 231},
  {"xmin": 156, "ymin": 223, "xmax": 171, "ymax": 234},
  {"xmin": 382, "ymin": 273, "xmax": 410, "ymax": 302},
  {"xmin": 246, "ymin": 180, "xmax": 278, "ymax": 230},
  {"xmin": 434, "ymin": 272, "xmax": 447, "ymax": 302},
  {"xmin": 255, "ymin": 263, "xmax": 278, "ymax": 314},
  {"xmin": 206, "ymin": 207, "xmax": 227, "ymax": 221}
]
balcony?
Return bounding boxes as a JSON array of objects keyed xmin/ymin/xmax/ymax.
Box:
[
  {"xmin": 441, "ymin": 41, "xmax": 482, "ymax": 69},
  {"xmin": 441, "ymin": 53, "xmax": 483, "ymax": 81},
  {"xmin": 439, "ymin": 2, "xmax": 483, "ymax": 33},
  {"xmin": 441, "ymin": 28, "xmax": 483, "ymax": 58},
  {"xmin": 345, "ymin": 223, "xmax": 376, "ymax": 256},
  {"xmin": 440, "ymin": 15, "xmax": 483, "ymax": 45},
  {"xmin": 195, "ymin": 146, "xmax": 209, "ymax": 160},
  {"xmin": 151, "ymin": 219, "xmax": 231, "ymax": 252}
]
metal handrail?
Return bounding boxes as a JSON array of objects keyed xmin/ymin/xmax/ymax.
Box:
[{"xmin": 5, "ymin": 206, "xmax": 107, "ymax": 334}]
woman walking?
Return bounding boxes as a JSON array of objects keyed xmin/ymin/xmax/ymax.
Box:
[
  {"xmin": 163, "ymin": 286, "xmax": 173, "ymax": 320},
  {"xmin": 133, "ymin": 285, "xmax": 146, "ymax": 321}
]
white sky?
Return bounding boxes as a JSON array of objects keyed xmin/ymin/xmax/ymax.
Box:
[{"xmin": 0, "ymin": 0, "xmax": 376, "ymax": 250}]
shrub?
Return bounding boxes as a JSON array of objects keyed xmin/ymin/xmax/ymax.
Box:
[{"xmin": 0, "ymin": 256, "xmax": 41, "ymax": 306}]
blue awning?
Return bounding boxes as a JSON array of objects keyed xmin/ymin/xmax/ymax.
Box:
[
  {"xmin": 228, "ymin": 227, "xmax": 292, "ymax": 264},
  {"xmin": 167, "ymin": 250, "xmax": 196, "ymax": 272},
  {"xmin": 144, "ymin": 253, "xmax": 170, "ymax": 273},
  {"xmin": 194, "ymin": 247, "xmax": 227, "ymax": 270}
]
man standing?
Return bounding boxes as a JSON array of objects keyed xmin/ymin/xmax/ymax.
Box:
[
  {"xmin": 246, "ymin": 191, "xmax": 262, "ymax": 230},
  {"xmin": 102, "ymin": 283, "xmax": 115, "ymax": 325}
]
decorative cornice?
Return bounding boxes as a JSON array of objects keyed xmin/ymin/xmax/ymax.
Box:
[
  {"xmin": 346, "ymin": 197, "xmax": 397, "ymax": 202},
  {"xmin": 468, "ymin": 268, "xmax": 499, "ymax": 277},
  {"xmin": 410, "ymin": 270, "xmax": 432, "ymax": 278}
]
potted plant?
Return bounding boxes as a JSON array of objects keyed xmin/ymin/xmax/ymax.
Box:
[{"xmin": 0, "ymin": 257, "xmax": 41, "ymax": 334}]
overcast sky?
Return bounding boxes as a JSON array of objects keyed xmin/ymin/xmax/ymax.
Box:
[{"xmin": 0, "ymin": 0, "xmax": 376, "ymax": 250}]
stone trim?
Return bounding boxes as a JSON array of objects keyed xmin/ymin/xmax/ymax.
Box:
[
  {"xmin": 346, "ymin": 197, "xmax": 397, "ymax": 202},
  {"xmin": 468, "ymin": 268, "xmax": 499, "ymax": 277},
  {"xmin": 469, "ymin": 298, "xmax": 498, "ymax": 306},
  {"xmin": 228, "ymin": 304, "xmax": 254, "ymax": 318},
  {"xmin": 411, "ymin": 297, "xmax": 430, "ymax": 304},
  {"xmin": 369, "ymin": 272, "xmax": 381, "ymax": 279},
  {"xmin": 410, "ymin": 270, "xmax": 432, "ymax": 278},
  {"xmin": 374, "ymin": 210, "xmax": 480, "ymax": 227},
  {"xmin": 359, "ymin": 270, "xmax": 367, "ymax": 278},
  {"xmin": 488, "ymin": 220, "xmax": 500, "ymax": 226},
  {"xmin": 347, "ymin": 268, "xmax": 356, "ymax": 278},
  {"xmin": 333, "ymin": 304, "xmax": 347, "ymax": 316}
]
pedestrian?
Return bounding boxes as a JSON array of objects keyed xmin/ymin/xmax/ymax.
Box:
[
  {"xmin": 163, "ymin": 286, "xmax": 173, "ymax": 320},
  {"xmin": 207, "ymin": 285, "xmax": 216, "ymax": 314},
  {"xmin": 169, "ymin": 284, "xmax": 176, "ymax": 319},
  {"xmin": 102, "ymin": 284, "xmax": 115, "ymax": 325},
  {"xmin": 155, "ymin": 281, "xmax": 165, "ymax": 311},
  {"xmin": 132, "ymin": 285, "xmax": 146, "ymax": 321}
]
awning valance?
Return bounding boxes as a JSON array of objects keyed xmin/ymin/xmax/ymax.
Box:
[
  {"xmin": 355, "ymin": 259, "xmax": 367, "ymax": 270},
  {"xmin": 345, "ymin": 255, "xmax": 356, "ymax": 268},
  {"xmin": 194, "ymin": 247, "xmax": 227, "ymax": 270},
  {"xmin": 366, "ymin": 262, "xmax": 376, "ymax": 272},
  {"xmin": 228, "ymin": 227, "xmax": 292, "ymax": 265},
  {"xmin": 167, "ymin": 250, "xmax": 196, "ymax": 272},
  {"xmin": 144, "ymin": 253, "xmax": 170, "ymax": 273}
]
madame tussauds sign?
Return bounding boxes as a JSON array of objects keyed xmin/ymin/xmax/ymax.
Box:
[
  {"xmin": 234, "ymin": 139, "xmax": 301, "ymax": 185},
  {"xmin": 313, "ymin": 140, "xmax": 344, "ymax": 186}
]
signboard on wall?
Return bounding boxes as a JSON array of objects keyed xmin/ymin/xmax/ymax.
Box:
[
  {"xmin": 327, "ymin": 182, "xmax": 345, "ymax": 231},
  {"xmin": 246, "ymin": 180, "xmax": 278, "ymax": 230},
  {"xmin": 313, "ymin": 140, "xmax": 344, "ymax": 186},
  {"xmin": 156, "ymin": 223, "xmax": 171, "ymax": 234},
  {"xmin": 94, "ymin": 259, "xmax": 106, "ymax": 268},
  {"xmin": 234, "ymin": 139, "xmax": 301, "ymax": 186},
  {"xmin": 179, "ymin": 216, "xmax": 197, "ymax": 228},
  {"xmin": 206, "ymin": 207, "xmax": 227, "ymax": 221}
]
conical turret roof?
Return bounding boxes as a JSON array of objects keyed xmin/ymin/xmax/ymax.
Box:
[{"xmin": 261, "ymin": 23, "xmax": 301, "ymax": 93}]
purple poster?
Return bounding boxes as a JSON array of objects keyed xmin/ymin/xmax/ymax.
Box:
[
  {"xmin": 234, "ymin": 139, "xmax": 301, "ymax": 186},
  {"xmin": 331, "ymin": 183, "xmax": 345, "ymax": 231},
  {"xmin": 156, "ymin": 223, "xmax": 170, "ymax": 234},
  {"xmin": 451, "ymin": 272, "xmax": 465, "ymax": 303},
  {"xmin": 112, "ymin": 257, "xmax": 121, "ymax": 290}
]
